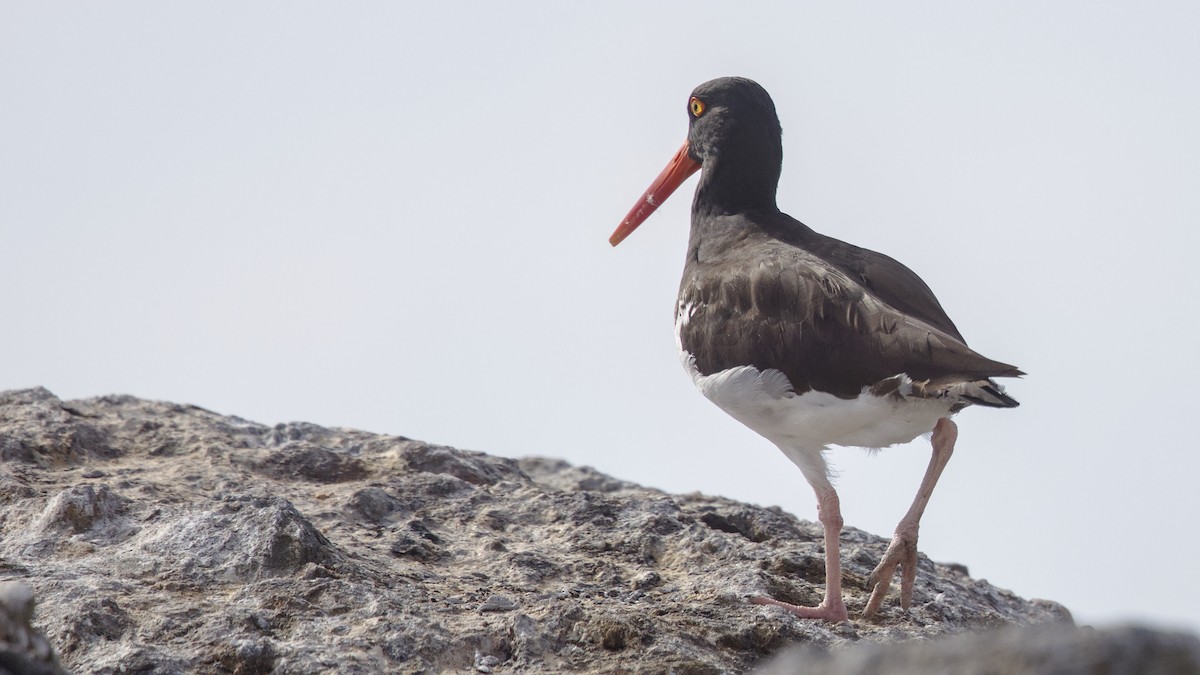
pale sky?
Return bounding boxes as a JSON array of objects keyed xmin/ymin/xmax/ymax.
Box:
[{"xmin": 3, "ymin": 3, "xmax": 1199, "ymax": 632}]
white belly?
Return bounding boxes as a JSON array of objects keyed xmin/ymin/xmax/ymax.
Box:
[
  {"xmin": 674, "ymin": 303, "xmax": 951, "ymax": 453},
  {"xmin": 683, "ymin": 360, "xmax": 949, "ymax": 450}
]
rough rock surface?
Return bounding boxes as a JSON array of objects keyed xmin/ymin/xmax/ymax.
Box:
[
  {"xmin": 757, "ymin": 623, "xmax": 1200, "ymax": 675},
  {"xmin": 0, "ymin": 387, "xmax": 1075, "ymax": 673}
]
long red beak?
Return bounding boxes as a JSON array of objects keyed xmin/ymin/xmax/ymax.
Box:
[{"xmin": 609, "ymin": 141, "xmax": 701, "ymax": 246}]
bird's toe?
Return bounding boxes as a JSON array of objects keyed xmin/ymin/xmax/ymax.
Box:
[
  {"xmin": 863, "ymin": 532, "xmax": 919, "ymax": 619},
  {"xmin": 751, "ymin": 595, "xmax": 849, "ymax": 623}
]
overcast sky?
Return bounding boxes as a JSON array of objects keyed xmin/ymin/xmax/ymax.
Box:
[{"xmin": 3, "ymin": 2, "xmax": 1198, "ymax": 632}]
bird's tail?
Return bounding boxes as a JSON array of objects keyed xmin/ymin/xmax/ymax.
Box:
[{"xmin": 940, "ymin": 379, "xmax": 1020, "ymax": 408}]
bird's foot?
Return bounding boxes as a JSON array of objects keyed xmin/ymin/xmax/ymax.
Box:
[
  {"xmin": 750, "ymin": 594, "xmax": 849, "ymax": 622},
  {"xmin": 863, "ymin": 529, "xmax": 918, "ymax": 620}
]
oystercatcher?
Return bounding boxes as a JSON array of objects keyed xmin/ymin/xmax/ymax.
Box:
[{"xmin": 610, "ymin": 77, "xmax": 1021, "ymax": 621}]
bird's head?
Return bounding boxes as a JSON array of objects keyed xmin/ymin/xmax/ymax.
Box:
[
  {"xmin": 684, "ymin": 77, "xmax": 782, "ymax": 169},
  {"xmin": 610, "ymin": 77, "xmax": 783, "ymax": 246}
]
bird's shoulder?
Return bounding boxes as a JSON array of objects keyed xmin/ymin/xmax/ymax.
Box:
[{"xmin": 683, "ymin": 212, "xmax": 923, "ymax": 329}]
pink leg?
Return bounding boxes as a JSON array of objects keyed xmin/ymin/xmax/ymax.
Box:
[
  {"xmin": 751, "ymin": 487, "xmax": 849, "ymax": 622},
  {"xmin": 864, "ymin": 417, "xmax": 958, "ymax": 619}
]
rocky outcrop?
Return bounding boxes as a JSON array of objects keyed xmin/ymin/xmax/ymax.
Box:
[{"xmin": 0, "ymin": 387, "xmax": 1075, "ymax": 673}]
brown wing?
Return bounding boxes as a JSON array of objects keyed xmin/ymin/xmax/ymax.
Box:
[
  {"xmin": 762, "ymin": 212, "xmax": 968, "ymax": 343},
  {"xmin": 678, "ymin": 245, "xmax": 1022, "ymax": 399},
  {"xmin": 804, "ymin": 234, "xmax": 967, "ymax": 343}
]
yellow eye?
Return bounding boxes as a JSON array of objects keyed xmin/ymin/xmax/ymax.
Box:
[{"xmin": 689, "ymin": 97, "xmax": 705, "ymax": 117}]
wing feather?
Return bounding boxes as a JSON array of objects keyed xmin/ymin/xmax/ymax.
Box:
[{"xmin": 678, "ymin": 245, "xmax": 1021, "ymax": 399}]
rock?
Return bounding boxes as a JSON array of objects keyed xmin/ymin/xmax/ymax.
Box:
[
  {"xmin": 480, "ymin": 595, "xmax": 518, "ymax": 612},
  {"xmin": 0, "ymin": 387, "xmax": 117, "ymax": 465},
  {"xmin": 0, "ymin": 388, "xmax": 1114, "ymax": 673},
  {"xmin": 0, "ymin": 581, "xmax": 69, "ymax": 675},
  {"xmin": 755, "ymin": 623, "xmax": 1200, "ymax": 675}
]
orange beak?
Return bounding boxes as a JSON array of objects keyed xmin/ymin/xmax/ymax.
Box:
[{"xmin": 609, "ymin": 141, "xmax": 702, "ymax": 246}]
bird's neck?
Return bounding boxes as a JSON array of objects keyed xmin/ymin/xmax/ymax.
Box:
[{"xmin": 692, "ymin": 144, "xmax": 782, "ymax": 218}]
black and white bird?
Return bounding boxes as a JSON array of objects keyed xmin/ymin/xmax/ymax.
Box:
[{"xmin": 610, "ymin": 77, "xmax": 1021, "ymax": 622}]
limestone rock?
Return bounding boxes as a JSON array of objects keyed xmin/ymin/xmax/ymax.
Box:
[{"xmin": 0, "ymin": 387, "xmax": 1081, "ymax": 672}]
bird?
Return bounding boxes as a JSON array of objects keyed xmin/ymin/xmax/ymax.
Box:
[{"xmin": 609, "ymin": 77, "xmax": 1021, "ymax": 622}]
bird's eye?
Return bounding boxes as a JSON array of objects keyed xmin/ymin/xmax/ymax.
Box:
[{"xmin": 689, "ymin": 97, "xmax": 705, "ymax": 117}]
